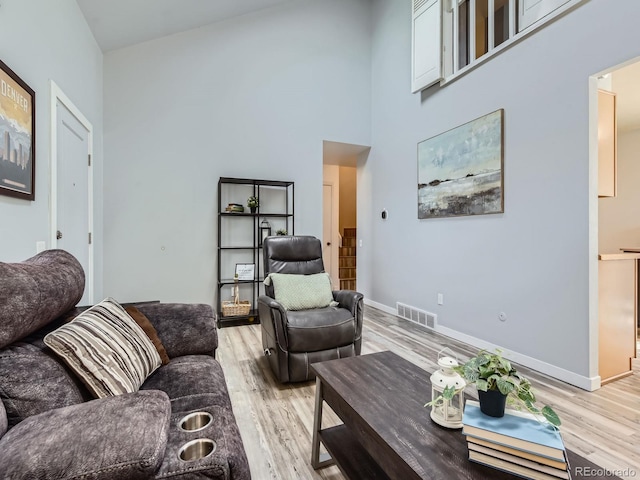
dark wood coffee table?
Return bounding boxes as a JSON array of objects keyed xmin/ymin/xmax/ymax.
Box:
[{"xmin": 311, "ymin": 351, "xmax": 620, "ymax": 480}]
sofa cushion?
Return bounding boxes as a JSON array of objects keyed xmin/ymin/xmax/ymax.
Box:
[
  {"xmin": 0, "ymin": 390, "xmax": 170, "ymax": 480},
  {"xmin": 141, "ymin": 355, "xmax": 232, "ymax": 409},
  {"xmin": 266, "ymin": 272, "xmax": 335, "ymax": 311},
  {"xmin": 125, "ymin": 306, "xmax": 170, "ymax": 365},
  {"xmin": 0, "ymin": 249, "xmax": 85, "ymax": 349},
  {"xmin": 286, "ymin": 307, "xmax": 355, "ymax": 352},
  {"xmin": 136, "ymin": 303, "xmax": 219, "ymax": 358},
  {"xmin": 0, "ymin": 340, "xmax": 86, "ymax": 428},
  {"xmin": 44, "ymin": 298, "xmax": 162, "ymax": 398}
]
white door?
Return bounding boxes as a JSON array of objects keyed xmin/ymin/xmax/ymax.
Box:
[
  {"xmin": 55, "ymin": 98, "xmax": 92, "ymax": 305},
  {"xmin": 322, "ymin": 184, "xmax": 335, "ymax": 285}
]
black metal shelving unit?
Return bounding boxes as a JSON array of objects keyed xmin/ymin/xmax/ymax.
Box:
[{"xmin": 216, "ymin": 177, "xmax": 294, "ymax": 327}]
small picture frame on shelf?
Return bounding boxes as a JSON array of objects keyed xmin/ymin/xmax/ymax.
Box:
[{"xmin": 235, "ymin": 263, "xmax": 255, "ymax": 281}]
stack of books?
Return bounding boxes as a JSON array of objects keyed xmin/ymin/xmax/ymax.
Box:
[
  {"xmin": 462, "ymin": 400, "xmax": 571, "ymax": 480},
  {"xmin": 225, "ymin": 203, "xmax": 245, "ymax": 213}
]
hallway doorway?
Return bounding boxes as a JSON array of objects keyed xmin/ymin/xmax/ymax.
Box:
[
  {"xmin": 322, "ymin": 140, "xmax": 370, "ymax": 290},
  {"xmin": 591, "ymin": 57, "xmax": 640, "ymax": 387}
]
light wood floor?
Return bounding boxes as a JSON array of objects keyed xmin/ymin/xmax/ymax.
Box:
[{"xmin": 217, "ymin": 306, "xmax": 640, "ymax": 480}]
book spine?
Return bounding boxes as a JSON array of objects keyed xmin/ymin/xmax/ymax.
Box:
[
  {"xmin": 467, "ymin": 441, "xmax": 569, "ymax": 479},
  {"xmin": 463, "ymin": 426, "xmax": 565, "ymax": 461},
  {"xmin": 467, "ymin": 437, "xmax": 567, "ymax": 470},
  {"xmin": 469, "ymin": 450, "xmax": 561, "ymax": 480}
]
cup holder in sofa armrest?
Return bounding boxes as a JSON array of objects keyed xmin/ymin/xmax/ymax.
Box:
[
  {"xmin": 178, "ymin": 412, "xmax": 213, "ymax": 432},
  {"xmin": 178, "ymin": 438, "xmax": 216, "ymax": 462}
]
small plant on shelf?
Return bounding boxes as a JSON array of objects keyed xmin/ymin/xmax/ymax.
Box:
[
  {"xmin": 247, "ymin": 196, "xmax": 259, "ymax": 213},
  {"xmin": 276, "ymin": 229, "xmax": 288, "ymax": 235}
]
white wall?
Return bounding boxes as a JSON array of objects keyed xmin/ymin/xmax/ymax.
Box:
[
  {"xmin": 0, "ymin": 0, "xmax": 103, "ymax": 296},
  {"xmin": 366, "ymin": 0, "xmax": 640, "ymax": 384},
  {"xmin": 599, "ymin": 128, "xmax": 640, "ymax": 252},
  {"xmin": 103, "ymin": 0, "xmax": 371, "ymax": 303}
]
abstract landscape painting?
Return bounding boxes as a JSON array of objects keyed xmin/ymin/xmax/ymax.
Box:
[{"xmin": 418, "ymin": 109, "xmax": 504, "ymax": 219}]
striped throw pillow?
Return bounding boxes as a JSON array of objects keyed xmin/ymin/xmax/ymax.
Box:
[{"xmin": 44, "ymin": 298, "xmax": 162, "ymax": 398}]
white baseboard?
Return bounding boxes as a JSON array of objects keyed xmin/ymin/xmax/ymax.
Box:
[
  {"xmin": 435, "ymin": 325, "xmax": 600, "ymax": 391},
  {"xmin": 364, "ymin": 298, "xmax": 396, "ymax": 315},
  {"xmin": 364, "ymin": 300, "xmax": 600, "ymax": 391}
]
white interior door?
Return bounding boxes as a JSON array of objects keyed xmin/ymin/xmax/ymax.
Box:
[
  {"xmin": 322, "ymin": 184, "xmax": 336, "ymax": 286},
  {"xmin": 55, "ymin": 97, "xmax": 92, "ymax": 305}
]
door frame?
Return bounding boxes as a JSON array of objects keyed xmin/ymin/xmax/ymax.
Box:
[{"xmin": 49, "ymin": 80, "xmax": 94, "ymax": 304}]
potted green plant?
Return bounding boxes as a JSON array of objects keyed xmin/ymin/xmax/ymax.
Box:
[
  {"xmin": 247, "ymin": 196, "xmax": 259, "ymax": 213},
  {"xmin": 427, "ymin": 349, "xmax": 561, "ymax": 427},
  {"xmin": 276, "ymin": 229, "xmax": 288, "ymax": 235}
]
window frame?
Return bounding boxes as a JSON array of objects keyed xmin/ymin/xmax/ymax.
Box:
[{"xmin": 440, "ymin": 0, "xmax": 585, "ymax": 85}]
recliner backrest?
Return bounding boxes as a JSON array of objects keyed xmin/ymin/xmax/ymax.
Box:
[{"xmin": 262, "ymin": 236, "xmax": 325, "ymax": 297}]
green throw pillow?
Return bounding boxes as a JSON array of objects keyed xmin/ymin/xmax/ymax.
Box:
[{"xmin": 266, "ymin": 272, "xmax": 336, "ymax": 311}]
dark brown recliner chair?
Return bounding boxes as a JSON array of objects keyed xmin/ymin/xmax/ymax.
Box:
[{"xmin": 258, "ymin": 236, "xmax": 364, "ymax": 382}]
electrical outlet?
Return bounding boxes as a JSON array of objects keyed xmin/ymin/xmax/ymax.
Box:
[
  {"xmin": 359, "ymin": 239, "xmax": 363, "ymax": 247},
  {"xmin": 437, "ymin": 293, "xmax": 444, "ymax": 305},
  {"xmin": 36, "ymin": 241, "xmax": 46, "ymax": 253}
]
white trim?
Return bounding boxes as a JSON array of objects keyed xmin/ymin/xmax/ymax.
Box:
[
  {"xmin": 508, "ymin": 0, "xmax": 516, "ymax": 38},
  {"xmin": 435, "ymin": 325, "xmax": 601, "ymax": 391},
  {"xmin": 452, "ymin": 0, "xmax": 459, "ymax": 74},
  {"xmin": 588, "ymin": 74, "xmax": 600, "ymax": 382},
  {"xmin": 364, "ymin": 298, "xmax": 396, "ymax": 315},
  {"xmin": 49, "ymin": 80, "xmax": 95, "ymax": 304},
  {"xmin": 469, "ymin": 0, "xmax": 476, "ymax": 62},
  {"xmin": 365, "ymin": 299, "xmax": 600, "ymax": 391},
  {"xmin": 488, "ymin": 0, "xmax": 495, "ymax": 51}
]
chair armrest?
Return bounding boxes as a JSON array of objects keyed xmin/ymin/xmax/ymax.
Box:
[
  {"xmin": 333, "ymin": 290, "xmax": 364, "ymax": 346},
  {"xmin": 258, "ymin": 295, "xmax": 289, "ymax": 350},
  {"xmin": 136, "ymin": 303, "xmax": 218, "ymax": 358},
  {"xmin": 258, "ymin": 295, "xmax": 286, "ymax": 313},
  {"xmin": 332, "ymin": 290, "xmax": 364, "ymax": 314},
  {"xmin": 0, "ymin": 390, "xmax": 170, "ymax": 480}
]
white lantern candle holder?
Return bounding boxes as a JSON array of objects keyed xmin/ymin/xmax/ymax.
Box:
[{"xmin": 429, "ymin": 348, "xmax": 466, "ymax": 429}]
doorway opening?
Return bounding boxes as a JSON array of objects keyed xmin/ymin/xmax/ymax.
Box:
[
  {"xmin": 322, "ymin": 140, "xmax": 370, "ymax": 291},
  {"xmin": 590, "ymin": 57, "xmax": 640, "ymax": 387}
]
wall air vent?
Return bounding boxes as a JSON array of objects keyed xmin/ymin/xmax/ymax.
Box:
[{"xmin": 396, "ymin": 302, "xmax": 437, "ymax": 330}]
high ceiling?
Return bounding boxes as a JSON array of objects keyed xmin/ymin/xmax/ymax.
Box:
[
  {"xmin": 75, "ymin": 1, "xmax": 640, "ymax": 132},
  {"xmin": 75, "ymin": 0, "xmax": 292, "ymax": 52}
]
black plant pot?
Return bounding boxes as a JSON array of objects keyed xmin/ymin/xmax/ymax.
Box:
[
  {"xmin": 478, "ymin": 389, "xmax": 507, "ymax": 418},
  {"xmin": 250, "ymin": 207, "xmax": 257, "ymax": 214}
]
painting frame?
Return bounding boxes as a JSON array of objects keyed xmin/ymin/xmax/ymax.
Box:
[
  {"xmin": 418, "ymin": 109, "xmax": 504, "ymax": 219},
  {"xmin": 0, "ymin": 58, "xmax": 36, "ymax": 201}
]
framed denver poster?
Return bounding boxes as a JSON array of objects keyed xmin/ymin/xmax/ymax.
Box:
[{"xmin": 0, "ymin": 59, "xmax": 35, "ymax": 200}]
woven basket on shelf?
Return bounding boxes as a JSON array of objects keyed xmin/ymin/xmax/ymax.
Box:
[{"xmin": 221, "ymin": 300, "xmax": 251, "ymax": 317}]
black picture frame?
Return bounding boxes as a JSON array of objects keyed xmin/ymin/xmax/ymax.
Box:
[
  {"xmin": 0, "ymin": 59, "xmax": 35, "ymax": 201},
  {"xmin": 235, "ymin": 263, "xmax": 255, "ymax": 281}
]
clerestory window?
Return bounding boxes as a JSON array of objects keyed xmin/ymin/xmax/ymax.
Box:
[{"xmin": 412, "ymin": 0, "xmax": 583, "ymax": 93}]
